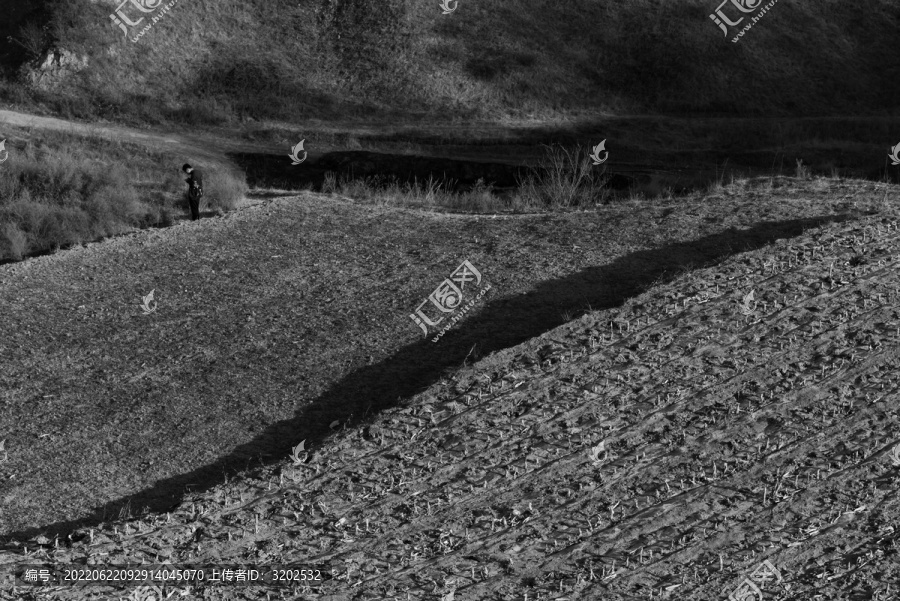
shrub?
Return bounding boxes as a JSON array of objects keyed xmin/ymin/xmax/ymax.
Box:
[
  {"xmin": 322, "ymin": 172, "xmax": 338, "ymax": 194},
  {"xmin": 514, "ymin": 144, "xmax": 610, "ymax": 208},
  {"xmin": 0, "ymin": 223, "xmax": 28, "ymax": 260},
  {"xmin": 202, "ymin": 166, "xmax": 247, "ymax": 213},
  {"xmin": 8, "ymin": 22, "xmax": 50, "ymax": 62},
  {"xmin": 0, "ymin": 134, "xmax": 180, "ymax": 260}
]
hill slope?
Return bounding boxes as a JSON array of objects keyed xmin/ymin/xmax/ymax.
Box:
[
  {"xmin": 1, "ymin": 179, "xmax": 900, "ymax": 600},
  {"xmin": 1, "ymin": 0, "xmax": 898, "ymax": 126}
]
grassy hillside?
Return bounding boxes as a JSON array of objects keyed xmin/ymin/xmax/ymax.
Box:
[
  {"xmin": 0, "ymin": 0, "xmax": 898, "ymax": 126},
  {"xmin": 0, "ymin": 128, "xmax": 247, "ymax": 261}
]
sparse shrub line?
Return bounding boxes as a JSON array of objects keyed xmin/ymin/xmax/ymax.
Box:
[{"xmin": 324, "ymin": 144, "xmax": 611, "ymax": 212}]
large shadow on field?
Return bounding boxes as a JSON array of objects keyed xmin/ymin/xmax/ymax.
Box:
[{"xmin": 2, "ymin": 212, "xmax": 855, "ymax": 546}]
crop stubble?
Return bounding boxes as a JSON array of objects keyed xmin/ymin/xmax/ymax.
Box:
[{"xmin": 5, "ymin": 210, "xmax": 900, "ymax": 600}]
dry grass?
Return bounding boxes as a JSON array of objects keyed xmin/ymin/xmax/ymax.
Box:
[
  {"xmin": 1, "ymin": 0, "xmax": 896, "ymax": 125},
  {"xmin": 0, "ymin": 136, "xmax": 160, "ymax": 260},
  {"xmin": 201, "ymin": 167, "xmax": 247, "ymax": 213},
  {"xmin": 0, "ymin": 130, "xmax": 246, "ymax": 261},
  {"xmin": 333, "ymin": 175, "xmax": 514, "ymax": 212},
  {"xmin": 515, "ymin": 144, "xmax": 611, "ymax": 208},
  {"xmin": 326, "ymin": 144, "xmax": 612, "ymax": 212}
]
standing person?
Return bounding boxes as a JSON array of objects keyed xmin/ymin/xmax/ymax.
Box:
[{"xmin": 183, "ymin": 163, "xmax": 204, "ymax": 221}]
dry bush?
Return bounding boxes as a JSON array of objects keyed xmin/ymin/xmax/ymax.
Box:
[
  {"xmin": 0, "ymin": 223, "xmax": 28, "ymax": 260},
  {"xmin": 8, "ymin": 22, "xmax": 49, "ymax": 61},
  {"xmin": 0, "ymin": 135, "xmax": 180, "ymax": 261},
  {"xmin": 332, "ymin": 147, "xmax": 616, "ymax": 213},
  {"xmin": 513, "ymin": 144, "xmax": 610, "ymax": 209},
  {"xmin": 322, "ymin": 172, "xmax": 338, "ymax": 194},
  {"xmin": 202, "ymin": 167, "xmax": 247, "ymax": 212}
]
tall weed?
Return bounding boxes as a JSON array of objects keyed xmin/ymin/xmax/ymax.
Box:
[{"xmin": 514, "ymin": 144, "xmax": 610, "ymax": 208}]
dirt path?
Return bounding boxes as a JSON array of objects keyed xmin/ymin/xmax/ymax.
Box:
[
  {"xmin": 0, "ymin": 109, "xmax": 276, "ymax": 175},
  {"xmin": 0, "ymin": 109, "xmax": 614, "ymax": 153},
  {"xmin": 0, "ymin": 109, "xmax": 551, "ymax": 165}
]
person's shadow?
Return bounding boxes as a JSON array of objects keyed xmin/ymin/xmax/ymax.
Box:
[{"xmin": 1, "ymin": 212, "xmax": 854, "ymax": 547}]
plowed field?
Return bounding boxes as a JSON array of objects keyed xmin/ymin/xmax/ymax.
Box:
[{"xmin": 2, "ymin": 179, "xmax": 900, "ymax": 601}]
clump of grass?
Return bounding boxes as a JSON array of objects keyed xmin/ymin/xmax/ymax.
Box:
[
  {"xmin": 334, "ymin": 175, "xmax": 514, "ymax": 212},
  {"xmin": 513, "ymin": 144, "xmax": 610, "ymax": 209},
  {"xmin": 453, "ymin": 178, "xmax": 501, "ymax": 212},
  {"xmin": 706, "ymin": 176, "xmax": 725, "ymax": 196},
  {"xmin": 336, "ymin": 175, "xmax": 392, "ymax": 203},
  {"xmin": 202, "ymin": 166, "xmax": 247, "ymax": 212},
  {"xmin": 0, "ymin": 223, "xmax": 28, "ymax": 260},
  {"xmin": 626, "ymin": 189, "xmax": 647, "ymax": 204},
  {"xmin": 399, "ymin": 176, "xmax": 447, "ymax": 207},
  {"xmin": 707, "ymin": 160, "xmax": 732, "ymax": 195},
  {"xmin": 322, "ymin": 172, "xmax": 338, "ymax": 194}
]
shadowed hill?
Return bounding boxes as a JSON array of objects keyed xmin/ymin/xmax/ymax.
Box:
[{"xmin": 0, "ymin": 0, "xmax": 898, "ymax": 126}]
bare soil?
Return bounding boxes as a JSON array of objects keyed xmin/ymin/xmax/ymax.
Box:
[{"xmin": 1, "ymin": 174, "xmax": 900, "ymax": 600}]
